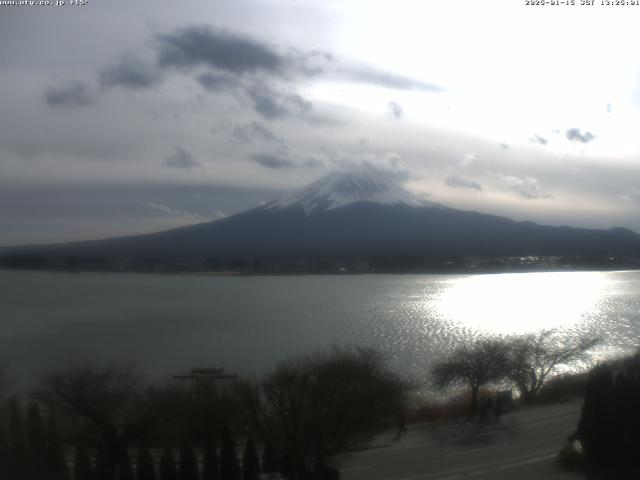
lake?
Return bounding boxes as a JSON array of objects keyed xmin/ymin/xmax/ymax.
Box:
[{"xmin": 1, "ymin": 269, "xmax": 639, "ymax": 392}]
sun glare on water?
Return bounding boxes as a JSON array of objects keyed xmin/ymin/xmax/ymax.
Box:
[{"xmin": 434, "ymin": 272, "xmax": 609, "ymax": 336}]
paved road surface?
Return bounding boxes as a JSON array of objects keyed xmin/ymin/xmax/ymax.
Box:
[{"xmin": 333, "ymin": 401, "xmax": 584, "ymax": 480}]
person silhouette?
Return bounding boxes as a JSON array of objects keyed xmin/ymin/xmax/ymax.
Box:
[{"xmin": 397, "ymin": 412, "xmax": 407, "ymax": 437}]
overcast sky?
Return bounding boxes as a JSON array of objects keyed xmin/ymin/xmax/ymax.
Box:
[{"xmin": 2, "ymin": 0, "xmax": 640, "ymax": 246}]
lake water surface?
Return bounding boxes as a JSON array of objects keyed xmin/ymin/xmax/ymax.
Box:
[{"xmin": 1, "ymin": 270, "xmax": 639, "ymax": 391}]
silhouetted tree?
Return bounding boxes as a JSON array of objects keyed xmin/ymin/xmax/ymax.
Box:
[
  {"xmin": 95, "ymin": 449, "xmax": 111, "ymax": 480},
  {"xmin": 136, "ymin": 445, "xmax": 157, "ymax": 480},
  {"xmin": 74, "ymin": 445, "xmax": 95, "ymax": 480},
  {"xmin": 279, "ymin": 453, "xmax": 293, "ymax": 480},
  {"xmin": 0, "ymin": 424, "xmax": 10, "ymax": 480},
  {"xmin": 219, "ymin": 427, "xmax": 240, "ymax": 480},
  {"xmin": 242, "ymin": 437, "xmax": 259, "ymax": 480},
  {"xmin": 576, "ymin": 354, "xmax": 640, "ymax": 478},
  {"xmin": 35, "ymin": 364, "xmax": 181, "ymax": 478},
  {"xmin": 117, "ymin": 449, "xmax": 134, "ymax": 480},
  {"xmin": 261, "ymin": 444, "xmax": 278, "ymax": 474},
  {"xmin": 159, "ymin": 448, "xmax": 178, "ymax": 480},
  {"xmin": 628, "ymin": 358, "xmax": 640, "ymax": 474},
  {"xmin": 27, "ymin": 402, "xmax": 47, "ymax": 479},
  {"xmin": 578, "ymin": 364, "xmax": 614, "ymax": 470},
  {"xmin": 9, "ymin": 398, "xmax": 28, "ymax": 480},
  {"xmin": 46, "ymin": 410, "xmax": 70, "ymax": 480},
  {"xmin": 505, "ymin": 330, "xmax": 599, "ymax": 403},
  {"xmin": 174, "ymin": 380, "xmax": 243, "ymax": 449},
  {"xmin": 610, "ymin": 372, "xmax": 633, "ymax": 471},
  {"xmin": 178, "ymin": 443, "xmax": 198, "ymax": 480},
  {"xmin": 237, "ymin": 347, "xmax": 406, "ymax": 479},
  {"xmin": 432, "ymin": 340, "xmax": 509, "ymax": 416},
  {"xmin": 202, "ymin": 438, "xmax": 219, "ymax": 480}
]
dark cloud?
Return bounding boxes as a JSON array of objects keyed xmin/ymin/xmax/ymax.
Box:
[
  {"xmin": 248, "ymin": 88, "xmax": 287, "ymax": 119},
  {"xmin": 99, "ymin": 55, "xmax": 162, "ymax": 90},
  {"xmin": 156, "ymin": 25, "xmax": 442, "ymax": 95},
  {"xmin": 162, "ymin": 146, "xmax": 201, "ymax": 171},
  {"xmin": 44, "ymin": 82, "xmax": 93, "ymax": 107},
  {"xmin": 387, "ymin": 101, "xmax": 403, "ymax": 119},
  {"xmin": 157, "ymin": 26, "xmax": 284, "ymax": 74},
  {"xmin": 196, "ymin": 72, "xmax": 236, "ymax": 91},
  {"xmin": 531, "ymin": 134, "xmax": 548, "ymax": 145},
  {"xmin": 250, "ymin": 148, "xmax": 322, "ymax": 170},
  {"xmin": 566, "ymin": 128, "xmax": 595, "ymax": 143},
  {"xmin": 196, "ymin": 68, "xmax": 314, "ymax": 122},
  {"xmin": 246, "ymin": 84, "xmax": 311, "ymax": 120},
  {"xmin": 232, "ymin": 122, "xmax": 281, "ymax": 144},
  {"xmin": 445, "ymin": 175, "xmax": 482, "ymax": 191},
  {"xmin": 250, "ymin": 153, "xmax": 294, "ymax": 169}
]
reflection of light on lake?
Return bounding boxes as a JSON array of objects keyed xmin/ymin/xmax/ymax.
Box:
[{"xmin": 434, "ymin": 272, "xmax": 609, "ymax": 335}]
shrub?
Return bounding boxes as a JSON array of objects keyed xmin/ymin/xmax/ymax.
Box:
[
  {"xmin": 74, "ymin": 446, "xmax": 95, "ymax": 480},
  {"xmin": 557, "ymin": 441, "xmax": 585, "ymax": 472},
  {"xmin": 237, "ymin": 347, "xmax": 406, "ymax": 479}
]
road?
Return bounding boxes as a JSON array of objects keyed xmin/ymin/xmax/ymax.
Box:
[{"xmin": 332, "ymin": 401, "xmax": 584, "ymax": 480}]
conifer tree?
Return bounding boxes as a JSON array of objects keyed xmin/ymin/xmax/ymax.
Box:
[
  {"xmin": 9, "ymin": 397, "xmax": 28, "ymax": 480},
  {"xmin": 159, "ymin": 448, "xmax": 178, "ymax": 480},
  {"xmin": 178, "ymin": 443, "xmax": 199, "ymax": 480},
  {"xmin": 95, "ymin": 449, "xmax": 113, "ymax": 480},
  {"xmin": 219, "ymin": 427, "xmax": 240, "ymax": 480},
  {"xmin": 611, "ymin": 373, "xmax": 631, "ymax": 470},
  {"xmin": 74, "ymin": 445, "xmax": 95, "ymax": 480},
  {"xmin": 27, "ymin": 402, "xmax": 47, "ymax": 479},
  {"xmin": 202, "ymin": 438, "xmax": 219, "ymax": 480},
  {"xmin": 279, "ymin": 453, "xmax": 294, "ymax": 480},
  {"xmin": 629, "ymin": 356, "xmax": 640, "ymax": 472},
  {"xmin": 261, "ymin": 444, "xmax": 278, "ymax": 474},
  {"xmin": 242, "ymin": 437, "xmax": 259, "ymax": 480},
  {"xmin": 136, "ymin": 445, "xmax": 157, "ymax": 480},
  {"xmin": 0, "ymin": 424, "xmax": 10, "ymax": 480},
  {"xmin": 116, "ymin": 449, "xmax": 134, "ymax": 480},
  {"xmin": 577, "ymin": 355, "xmax": 640, "ymax": 477},
  {"xmin": 46, "ymin": 410, "xmax": 70, "ymax": 480}
]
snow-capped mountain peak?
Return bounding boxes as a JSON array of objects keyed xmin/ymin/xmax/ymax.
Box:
[{"xmin": 266, "ymin": 170, "xmax": 436, "ymax": 214}]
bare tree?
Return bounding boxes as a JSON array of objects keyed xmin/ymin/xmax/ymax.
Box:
[
  {"xmin": 505, "ymin": 329, "xmax": 599, "ymax": 403},
  {"xmin": 237, "ymin": 347, "xmax": 406, "ymax": 479},
  {"xmin": 34, "ymin": 364, "xmax": 182, "ymax": 479},
  {"xmin": 432, "ymin": 339, "xmax": 509, "ymax": 416}
]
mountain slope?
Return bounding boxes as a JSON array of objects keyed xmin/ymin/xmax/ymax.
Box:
[{"xmin": 2, "ymin": 171, "xmax": 640, "ymax": 265}]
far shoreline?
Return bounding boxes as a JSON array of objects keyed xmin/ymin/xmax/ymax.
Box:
[{"xmin": 2, "ymin": 265, "xmax": 640, "ymax": 278}]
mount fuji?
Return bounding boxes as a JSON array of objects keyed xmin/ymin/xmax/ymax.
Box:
[
  {"xmin": 265, "ymin": 169, "xmax": 435, "ymax": 214},
  {"xmin": 3, "ymin": 169, "xmax": 640, "ymax": 270}
]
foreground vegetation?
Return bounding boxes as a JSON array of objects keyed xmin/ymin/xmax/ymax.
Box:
[
  {"xmin": 0, "ymin": 348, "xmax": 406, "ymax": 480},
  {"xmin": 431, "ymin": 329, "xmax": 599, "ymax": 415},
  {"xmin": 0, "ymin": 331, "xmax": 612, "ymax": 479},
  {"xmin": 569, "ymin": 352, "xmax": 640, "ymax": 478}
]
